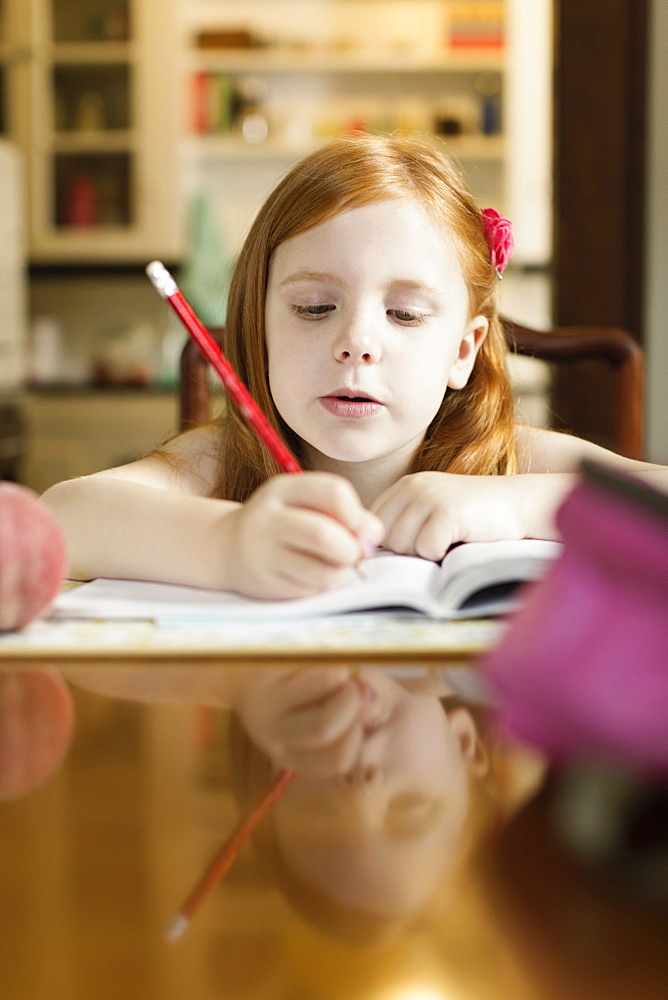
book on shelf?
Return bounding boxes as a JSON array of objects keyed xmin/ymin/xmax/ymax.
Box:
[{"xmin": 52, "ymin": 538, "xmax": 561, "ymax": 626}]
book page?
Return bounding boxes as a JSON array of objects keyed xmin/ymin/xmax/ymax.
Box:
[
  {"xmin": 435, "ymin": 539, "xmax": 561, "ymax": 614},
  {"xmin": 51, "ymin": 551, "xmax": 443, "ymax": 624}
]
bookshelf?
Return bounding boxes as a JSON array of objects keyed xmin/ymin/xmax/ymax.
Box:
[
  {"xmin": 180, "ymin": 0, "xmax": 509, "ymax": 256},
  {"xmin": 13, "ymin": 0, "xmax": 182, "ymax": 264}
]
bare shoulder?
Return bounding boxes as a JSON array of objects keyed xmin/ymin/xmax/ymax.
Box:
[{"xmin": 101, "ymin": 422, "xmax": 221, "ymax": 496}]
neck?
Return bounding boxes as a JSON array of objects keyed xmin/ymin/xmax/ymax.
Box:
[{"xmin": 302, "ymin": 446, "xmax": 415, "ymax": 507}]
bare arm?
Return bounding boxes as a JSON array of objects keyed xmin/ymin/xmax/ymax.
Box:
[
  {"xmin": 371, "ymin": 426, "xmax": 668, "ymax": 559},
  {"xmin": 514, "ymin": 425, "xmax": 668, "ymax": 537},
  {"xmin": 42, "ymin": 424, "xmax": 382, "ymax": 594},
  {"xmin": 41, "ymin": 425, "xmax": 243, "ymax": 589}
]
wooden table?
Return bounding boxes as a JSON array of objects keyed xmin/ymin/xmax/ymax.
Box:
[{"xmin": 0, "ymin": 612, "xmax": 503, "ymax": 670}]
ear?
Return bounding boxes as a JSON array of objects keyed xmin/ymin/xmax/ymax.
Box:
[
  {"xmin": 447, "ymin": 314, "xmax": 489, "ymax": 390},
  {"xmin": 448, "ymin": 707, "xmax": 489, "ymax": 778}
]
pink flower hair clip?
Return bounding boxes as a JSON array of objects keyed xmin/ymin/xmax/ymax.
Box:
[{"xmin": 481, "ymin": 207, "xmax": 515, "ymax": 279}]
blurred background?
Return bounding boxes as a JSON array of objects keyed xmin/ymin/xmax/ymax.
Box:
[
  {"xmin": 1, "ymin": 7, "xmax": 667, "ymax": 997},
  {"xmin": 0, "ymin": 0, "xmax": 665, "ymax": 491}
]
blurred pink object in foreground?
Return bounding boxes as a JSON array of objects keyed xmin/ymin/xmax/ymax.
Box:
[{"xmin": 483, "ymin": 462, "xmax": 668, "ymax": 774}]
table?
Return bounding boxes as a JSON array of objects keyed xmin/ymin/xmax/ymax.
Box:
[
  {"xmin": 2, "ymin": 610, "xmax": 665, "ymax": 1000},
  {"xmin": 0, "ymin": 612, "xmax": 503, "ymax": 670}
]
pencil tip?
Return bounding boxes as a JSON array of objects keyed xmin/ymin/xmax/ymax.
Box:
[{"xmin": 164, "ymin": 913, "xmax": 189, "ymax": 943}]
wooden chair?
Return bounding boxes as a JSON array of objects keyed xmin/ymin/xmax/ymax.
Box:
[{"xmin": 179, "ymin": 321, "xmax": 645, "ymax": 459}]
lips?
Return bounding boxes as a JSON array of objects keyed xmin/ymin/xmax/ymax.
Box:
[{"xmin": 319, "ymin": 388, "xmax": 383, "ymax": 419}]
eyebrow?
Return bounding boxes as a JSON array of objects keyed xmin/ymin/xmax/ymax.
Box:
[
  {"xmin": 279, "ymin": 270, "xmax": 344, "ymax": 288},
  {"xmin": 279, "ymin": 271, "xmax": 443, "ymax": 299}
]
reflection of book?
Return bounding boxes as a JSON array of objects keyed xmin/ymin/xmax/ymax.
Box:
[{"xmin": 53, "ymin": 539, "xmax": 560, "ymax": 625}]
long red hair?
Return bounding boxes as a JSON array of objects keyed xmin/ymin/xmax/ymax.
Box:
[{"xmin": 214, "ymin": 133, "xmax": 516, "ymax": 501}]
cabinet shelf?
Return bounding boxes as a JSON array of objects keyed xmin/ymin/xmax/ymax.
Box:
[
  {"xmin": 51, "ymin": 41, "xmax": 135, "ymax": 65},
  {"xmin": 188, "ymin": 49, "xmax": 504, "ymax": 75},
  {"xmin": 53, "ymin": 129, "xmax": 135, "ymax": 152}
]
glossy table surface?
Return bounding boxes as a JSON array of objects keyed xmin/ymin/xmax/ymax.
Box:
[{"xmin": 1, "ymin": 652, "xmax": 666, "ymax": 1000}]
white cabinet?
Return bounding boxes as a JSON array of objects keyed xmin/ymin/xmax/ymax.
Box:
[{"xmin": 6, "ymin": 0, "xmax": 183, "ymax": 264}]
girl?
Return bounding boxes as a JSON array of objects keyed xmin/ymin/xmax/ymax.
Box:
[{"xmin": 42, "ymin": 133, "xmax": 668, "ymax": 596}]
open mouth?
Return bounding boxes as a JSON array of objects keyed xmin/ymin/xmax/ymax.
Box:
[{"xmin": 319, "ymin": 390, "xmax": 383, "ymax": 418}]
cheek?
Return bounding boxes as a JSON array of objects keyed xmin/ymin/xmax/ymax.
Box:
[
  {"xmin": 267, "ymin": 349, "xmax": 297, "ymax": 417},
  {"xmin": 396, "ymin": 364, "xmax": 450, "ymax": 427},
  {"xmin": 390, "ymin": 702, "xmax": 459, "ymax": 774}
]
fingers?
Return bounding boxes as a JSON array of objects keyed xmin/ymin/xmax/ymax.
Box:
[
  {"xmin": 234, "ymin": 473, "xmax": 384, "ymax": 597},
  {"xmin": 279, "ymin": 675, "xmax": 364, "ymax": 747},
  {"xmin": 372, "ymin": 474, "xmax": 453, "ymax": 560},
  {"xmin": 258, "ymin": 473, "xmax": 383, "ymax": 564},
  {"xmin": 242, "ymin": 668, "xmax": 373, "ymax": 776}
]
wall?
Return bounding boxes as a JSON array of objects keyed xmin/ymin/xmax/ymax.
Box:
[{"xmin": 645, "ymin": 0, "xmax": 668, "ymax": 462}]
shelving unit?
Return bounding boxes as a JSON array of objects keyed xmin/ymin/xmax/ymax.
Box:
[
  {"xmin": 11, "ymin": 0, "xmax": 550, "ymax": 269},
  {"xmin": 180, "ymin": 0, "xmax": 508, "ymax": 256},
  {"xmin": 10, "ymin": 0, "xmax": 183, "ymax": 264}
]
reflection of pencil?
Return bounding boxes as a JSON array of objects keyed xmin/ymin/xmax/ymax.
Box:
[{"xmin": 165, "ymin": 768, "xmax": 295, "ymax": 943}]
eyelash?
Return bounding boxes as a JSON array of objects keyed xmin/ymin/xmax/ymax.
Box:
[
  {"xmin": 291, "ymin": 304, "xmax": 334, "ymax": 319},
  {"xmin": 390, "ymin": 309, "xmax": 428, "ymax": 325},
  {"xmin": 290, "ymin": 305, "xmax": 428, "ymax": 325}
]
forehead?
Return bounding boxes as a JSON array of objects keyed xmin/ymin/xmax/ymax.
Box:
[{"xmin": 269, "ymin": 197, "xmax": 464, "ymax": 285}]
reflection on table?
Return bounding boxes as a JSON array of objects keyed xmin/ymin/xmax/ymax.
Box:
[{"xmin": 0, "ymin": 664, "xmax": 665, "ymax": 1000}]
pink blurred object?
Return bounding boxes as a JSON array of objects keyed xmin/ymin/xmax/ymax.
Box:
[
  {"xmin": 482, "ymin": 462, "xmax": 668, "ymax": 774},
  {"xmin": 0, "ymin": 482, "xmax": 69, "ymax": 631}
]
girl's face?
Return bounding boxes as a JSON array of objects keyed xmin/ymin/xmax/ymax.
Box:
[
  {"xmin": 265, "ymin": 198, "xmax": 488, "ymax": 492},
  {"xmin": 270, "ymin": 671, "xmax": 485, "ymax": 917}
]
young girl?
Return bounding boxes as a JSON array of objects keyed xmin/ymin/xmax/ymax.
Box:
[{"xmin": 42, "ymin": 133, "xmax": 668, "ymax": 596}]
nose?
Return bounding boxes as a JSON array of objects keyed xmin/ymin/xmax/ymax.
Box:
[
  {"xmin": 339, "ymin": 763, "xmax": 380, "ymax": 789},
  {"xmin": 333, "ymin": 315, "xmax": 381, "ymax": 364}
]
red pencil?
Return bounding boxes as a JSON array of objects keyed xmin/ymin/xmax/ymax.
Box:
[
  {"xmin": 165, "ymin": 769, "xmax": 295, "ymax": 942},
  {"xmin": 145, "ymin": 261, "xmax": 301, "ymax": 475}
]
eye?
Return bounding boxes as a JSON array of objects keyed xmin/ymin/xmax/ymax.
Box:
[
  {"xmin": 388, "ymin": 309, "xmax": 428, "ymax": 325},
  {"xmin": 291, "ymin": 303, "xmax": 335, "ymax": 319}
]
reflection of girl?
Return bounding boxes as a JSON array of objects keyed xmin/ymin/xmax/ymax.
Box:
[
  {"xmin": 228, "ymin": 667, "xmax": 504, "ymax": 947},
  {"xmin": 63, "ymin": 662, "xmax": 509, "ymax": 944}
]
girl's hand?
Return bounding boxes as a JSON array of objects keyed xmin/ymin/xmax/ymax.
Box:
[
  {"xmin": 370, "ymin": 472, "xmax": 530, "ymax": 560},
  {"xmin": 223, "ymin": 472, "xmax": 383, "ymax": 599},
  {"xmin": 234, "ymin": 667, "xmax": 377, "ymax": 776}
]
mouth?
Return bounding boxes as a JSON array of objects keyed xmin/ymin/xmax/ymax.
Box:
[{"xmin": 319, "ymin": 389, "xmax": 383, "ymax": 419}]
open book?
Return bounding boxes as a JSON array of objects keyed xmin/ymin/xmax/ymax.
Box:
[{"xmin": 52, "ymin": 539, "xmax": 561, "ymax": 625}]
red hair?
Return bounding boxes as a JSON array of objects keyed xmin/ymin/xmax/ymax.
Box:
[{"xmin": 214, "ymin": 133, "xmax": 516, "ymax": 501}]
